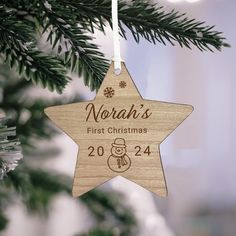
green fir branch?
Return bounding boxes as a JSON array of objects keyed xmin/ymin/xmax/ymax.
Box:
[
  {"xmin": 64, "ymin": 0, "xmax": 229, "ymax": 51},
  {"xmin": 0, "ymin": 5, "xmax": 70, "ymax": 93},
  {"xmin": 0, "ymin": 118, "xmax": 22, "ymax": 180},
  {"xmin": 39, "ymin": 2, "xmax": 109, "ymax": 91},
  {"xmin": 0, "ymin": 213, "xmax": 8, "ymax": 231},
  {"xmin": 0, "ymin": 0, "xmax": 230, "ymax": 93}
]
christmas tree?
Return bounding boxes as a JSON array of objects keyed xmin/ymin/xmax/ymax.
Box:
[{"xmin": 0, "ymin": 0, "xmax": 228, "ymax": 235}]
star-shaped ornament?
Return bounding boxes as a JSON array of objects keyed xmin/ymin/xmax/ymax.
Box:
[{"xmin": 45, "ymin": 62, "xmax": 193, "ymax": 197}]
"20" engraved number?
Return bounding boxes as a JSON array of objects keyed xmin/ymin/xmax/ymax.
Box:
[{"xmin": 88, "ymin": 146, "xmax": 104, "ymax": 157}]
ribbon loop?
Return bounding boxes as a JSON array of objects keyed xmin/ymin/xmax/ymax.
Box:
[{"xmin": 112, "ymin": 0, "xmax": 122, "ymax": 75}]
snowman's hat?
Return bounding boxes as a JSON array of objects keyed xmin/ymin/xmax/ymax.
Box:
[{"xmin": 112, "ymin": 138, "xmax": 126, "ymax": 148}]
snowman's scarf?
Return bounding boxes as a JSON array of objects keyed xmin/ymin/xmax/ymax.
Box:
[{"xmin": 116, "ymin": 155, "xmax": 128, "ymax": 168}]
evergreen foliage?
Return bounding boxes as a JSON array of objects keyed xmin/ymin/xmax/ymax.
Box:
[
  {"xmin": 0, "ymin": 118, "xmax": 22, "ymax": 179},
  {"xmin": 0, "ymin": 0, "xmax": 229, "ymax": 93}
]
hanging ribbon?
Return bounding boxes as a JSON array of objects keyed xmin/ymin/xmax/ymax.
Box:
[{"xmin": 112, "ymin": 0, "xmax": 122, "ymax": 74}]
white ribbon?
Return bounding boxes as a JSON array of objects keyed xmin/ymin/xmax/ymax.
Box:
[{"xmin": 112, "ymin": 0, "xmax": 122, "ymax": 74}]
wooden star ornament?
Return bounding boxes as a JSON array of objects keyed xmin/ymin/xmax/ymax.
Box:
[{"xmin": 45, "ymin": 62, "xmax": 193, "ymax": 197}]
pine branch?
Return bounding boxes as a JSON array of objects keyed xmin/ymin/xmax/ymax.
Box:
[
  {"xmin": 6, "ymin": 167, "xmax": 137, "ymax": 232},
  {"xmin": 0, "ymin": 6, "xmax": 70, "ymax": 93},
  {"xmin": 80, "ymin": 190, "xmax": 136, "ymax": 227},
  {"xmin": 0, "ymin": 213, "xmax": 8, "ymax": 231},
  {"xmin": 0, "ymin": 0, "xmax": 230, "ymax": 93},
  {"xmin": 0, "ymin": 118, "xmax": 22, "ymax": 180},
  {"xmin": 39, "ymin": 2, "xmax": 109, "ymax": 91},
  {"xmin": 77, "ymin": 228, "xmax": 116, "ymax": 236},
  {"xmin": 61, "ymin": 0, "xmax": 229, "ymax": 51}
]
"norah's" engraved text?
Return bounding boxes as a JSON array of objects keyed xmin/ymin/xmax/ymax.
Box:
[{"xmin": 85, "ymin": 103, "xmax": 152, "ymax": 122}]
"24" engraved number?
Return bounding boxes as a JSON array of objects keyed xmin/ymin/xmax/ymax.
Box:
[{"xmin": 134, "ymin": 146, "xmax": 151, "ymax": 156}]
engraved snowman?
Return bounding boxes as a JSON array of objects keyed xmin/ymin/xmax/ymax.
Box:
[{"xmin": 107, "ymin": 138, "xmax": 131, "ymax": 173}]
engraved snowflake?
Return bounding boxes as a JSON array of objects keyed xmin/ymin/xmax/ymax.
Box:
[
  {"xmin": 119, "ymin": 81, "xmax": 127, "ymax": 88},
  {"xmin": 104, "ymin": 87, "xmax": 115, "ymax": 98}
]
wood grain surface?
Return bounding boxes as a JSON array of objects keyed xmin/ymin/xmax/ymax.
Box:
[{"xmin": 45, "ymin": 62, "xmax": 193, "ymax": 197}]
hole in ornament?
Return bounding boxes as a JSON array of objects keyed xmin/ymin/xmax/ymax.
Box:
[{"xmin": 114, "ymin": 68, "xmax": 121, "ymax": 75}]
